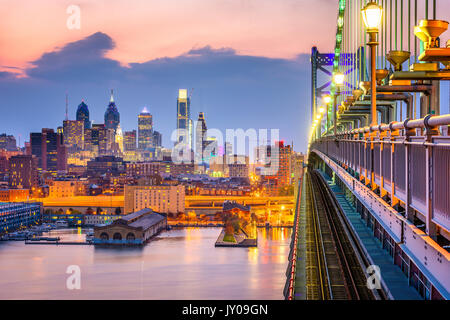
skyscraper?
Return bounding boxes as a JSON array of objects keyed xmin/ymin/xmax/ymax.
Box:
[
  {"xmin": 124, "ymin": 130, "xmax": 137, "ymax": 151},
  {"xmin": 195, "ymin": 112, "xmax": 207, "ymax": 162},
  {"xmin": 138, "ymin": 107, "xmax": 153, "ymax": 150},
  {"xmin": 104, "ymin": 90, "xmax": 120, "ymax": 133},
  {"xmin": 63, "ymin": 120, "xmax": 84, "ymax": 150},
  {"xmin": 30, "ymin": 129, "xmax": 67, "ymax": 172},
  {"xmin": 176, "ymin": 89, "xmax": 192, "ymax": 149},
  {"xmin": 76, "ymin": 100, "xmax": 91, "ymax": 130},
  {"xmin": 152, "ymin": 131, "xmax": 162, "ymax": 147}
]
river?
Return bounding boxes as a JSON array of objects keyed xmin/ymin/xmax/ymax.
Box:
[{"xmin": 0, "ymin": 227, "xmax": 291, "ymax": 299}]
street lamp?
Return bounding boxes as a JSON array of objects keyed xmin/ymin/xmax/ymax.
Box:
[
  {"xmin": 362, "ymin": 1, "xmax": 383, "ymax": 127},
  {"xmin": 332, "ymin": 71, "xmax": 345, "ymax": 135}
]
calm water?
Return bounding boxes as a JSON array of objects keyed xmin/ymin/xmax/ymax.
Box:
[{"xmin": 0, "ymin": 227, "xmax": 291, "ymax": 299}]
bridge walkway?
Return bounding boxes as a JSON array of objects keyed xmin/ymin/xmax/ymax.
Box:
[{"xmin": 317, "ymin": 170, "xmax": 422, "ymax": 300}]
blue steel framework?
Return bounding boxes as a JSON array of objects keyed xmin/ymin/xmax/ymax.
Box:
[{"xmin": 311, "ymin": 47, "xmax": 365, "ymax": 134}]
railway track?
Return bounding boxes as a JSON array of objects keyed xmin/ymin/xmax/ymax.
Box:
[{"xmin": 306, "ymin": 169, "xmax": 380, "ymax": 300}]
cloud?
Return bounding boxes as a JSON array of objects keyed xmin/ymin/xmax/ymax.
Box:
[
  {"xmin": 25, "ymin": 32, "xmax": 124, "ymax": 82},
  {"xmin": 187, "ymin": 46, "xmax": 236, "ymax": 56}
]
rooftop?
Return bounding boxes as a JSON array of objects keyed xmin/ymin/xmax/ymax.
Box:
[
  {"xmin": 129, "ymin": 213, "xmax": 165, "ymax": 230},
  {"xmin": 223, "ymin": 201, "xmax": 251, "ymax": 212}
]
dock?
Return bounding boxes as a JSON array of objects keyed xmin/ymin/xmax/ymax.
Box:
[{"xmin": 214, "ymin": 229, "xmax": 257, "ymax": 247}]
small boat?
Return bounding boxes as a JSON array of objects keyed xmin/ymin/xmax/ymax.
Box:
[{"xmin": 55, "ymin": 220, "xmax": 69, "ymax": 228}]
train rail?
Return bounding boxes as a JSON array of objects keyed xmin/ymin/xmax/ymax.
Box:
[{"xmin": 307, "ymin": 169, "xmax": 381, "ymax": 300}]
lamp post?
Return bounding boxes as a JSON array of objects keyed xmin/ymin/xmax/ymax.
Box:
[
  {"xmin": 333, "ymin": 72, "xmax": 345, "ymax": 135},
  {"xmin": 362, "ymin": 2, "xmax": 383, "ymax": 127}
]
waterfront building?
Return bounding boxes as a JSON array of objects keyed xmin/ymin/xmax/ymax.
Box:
[
  {"xmin": 124, "ymin": 130, "xmax": 137, "ymax": 151},
  {"xmin": 138, "ymin": 107, "xmax": 153, "ymax": 150},
  {"xmin": 63, "ymin": 120, "xmax": 84, "ymax": 151},
  {"xmin": 8, "ymin": 155, "xmax": 38, "ymax": 189},
  {"xmin": 124, "ymin": 183, "xmax": 185, "ymax": 214},
  {"xmin": 0, "ymin": 134, "xmax": 17, "ymax": 151},
  {"xmin": 104, "ymin": 90, "xmax": 120, "ymax": 133},
  {"xmin": 76, "ymin": 100, "xmax": 91, "ymax": 130},
  {"xmin": 176, "ymin": 89, "xmax": 192, "ymax": 149},
  {"xmin": 93, "ymin": 208, "xmax": 167, "ymax": 245},
  {"xmin": 30, "ymin": 128, "xmax": 67, "ymax": 172},
  {"xmin": 0, "ymin": 202, "xmax": 42, "ymax": 234}
]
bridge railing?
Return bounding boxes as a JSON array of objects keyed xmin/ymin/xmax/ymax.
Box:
[{"xmin": 311, "ymin": 114, "xmax": 450, "ymax": 238}]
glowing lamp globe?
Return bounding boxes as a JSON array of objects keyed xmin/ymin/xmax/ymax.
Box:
[
  {"xmin": 362, "ymin": 2, "xmax": 383, "ymax": 32},
  {"xmin": 333, "ymin": 72, "xmax": 345, "ymax": 86},
  {"xmin": 323, "ymin": 95, "xmax": 332, "ymax": 104}
]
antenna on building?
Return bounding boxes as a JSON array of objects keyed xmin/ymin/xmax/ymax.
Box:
[{"xmin": 65, "ymin": 92, "xmax": 69, "ymax": 121}]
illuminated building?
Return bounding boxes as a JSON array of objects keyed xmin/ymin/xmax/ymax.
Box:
[
  {"xmin": 30, "ymin": 128, "xmax": 67, "ymax": 172},
  {"xmin": 76, "ymin": 100, "xmax": 91, "ymax": 130},
  {"xmin": 176, "ymin": 89, "xmax": 192, "ymax": 149},
  {"xmin": 124, "ymin": 184, "xmax": 185, "ymax": 214},
  {"xmin": 0, "ymin": 202, "xmax": 42, "ymax": 235},
  {"xmin": 0, "ymin": 134, "xmax": 17, "ymax": 151},
  {"xmin": 124, "ymin": 130, "xmax": 137, "ymax": 151},
  {"xmin": 8, "ymin": 155, "xmax": 38, "ymax": 189},
  {"xmin": 138, "ymin": 107, "xmax": 153, "ymax": 150},
  {"xmin": 104, "ymin": 90, "xmax": 120, "ymax": 133},
  {"xmin": 84, "ymin": 124, "xmax": 114, "ymax": 155},
  {"xmin": 115, "ymin": 125, "xmax": 124, "ymax": 153},
  {"xmin": 0, "ymin": 189, "xmax": 29, "ymax": 202},
  {"xmin": 63, "ymin": 120, "xmax": 84, "ymax": 151},
  {"xmin": 126, "ymin": 161, "xmax": 194, "ymax": 178},
  {"xmin": 48, "ymin": 179, "xmax": 87, "ymax": 198},
  {"xmin": 93, "ymin": 208, "xmax": 167, "ymax": 245}
]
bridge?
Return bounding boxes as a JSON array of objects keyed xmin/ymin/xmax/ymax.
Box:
[{"xmin": 286, "ymin": 0, "xmax": 450, "ymax": 300}]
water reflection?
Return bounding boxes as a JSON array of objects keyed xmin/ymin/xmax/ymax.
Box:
[{"xmin": 0, "ymin": 227, "xmax": 291, "ymax": 300}]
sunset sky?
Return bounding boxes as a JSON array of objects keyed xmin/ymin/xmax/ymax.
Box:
[{"xmin": 1, "ymin": 0, "xmax": 450, "ymax": 151}]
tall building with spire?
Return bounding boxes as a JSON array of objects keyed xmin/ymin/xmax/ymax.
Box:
[
  {"xmin": 104, "ymin": 90, "xmax": 120, "ymax": 133},
  {"xmin": 76, "ymin": 100, "xmax": 90, "ymax": 130},
  {"xmin": 176, "ymin": 89, "xmax": 192, "ymax": 149},
  {"xmin": 138, "ymin": 107, "xmax": 153, "ymax": 150}
]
